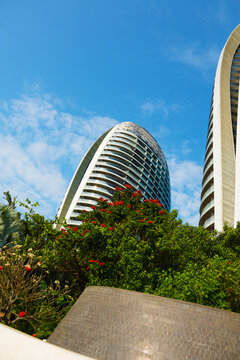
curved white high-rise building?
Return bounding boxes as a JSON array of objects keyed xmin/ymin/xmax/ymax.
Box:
[
  {"xmin": 57, "ymin": 122, "xmax": 171, "ymax": 226},
  {"xmin": 199, "ymin": 25, "xmax": 240, "ymax": 231}
]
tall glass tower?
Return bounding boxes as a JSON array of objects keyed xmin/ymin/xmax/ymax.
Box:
[
  {"xmin": 57, "ymin": 122, "xmax": 170, "ymax": 226},
  {"xmin": 199, "ymin": 25, "xmax": 240, "ymax": 231}
]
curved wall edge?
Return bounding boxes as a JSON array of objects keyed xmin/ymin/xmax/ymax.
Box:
[{"xmin": 48, "ymin": 286, "xmax": 240, "ymax": 360}]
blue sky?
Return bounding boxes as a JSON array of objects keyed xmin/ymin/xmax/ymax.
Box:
[{"xmin": 0, "ymin": 0, "xmax": 239, "ymax": 225}]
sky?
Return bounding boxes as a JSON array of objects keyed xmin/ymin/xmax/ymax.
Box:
[{"xmin": 0, "ymin": 0, "xmax": 239, "ymax": 225}]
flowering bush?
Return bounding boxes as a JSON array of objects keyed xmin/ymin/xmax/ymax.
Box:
[
  {"xmin": 0, "ymin": 245, "xmax": 73, "ymax": 338},
  {"xmin": 4, "ymin": 185, "xmax": 240, "ymax": 338}
]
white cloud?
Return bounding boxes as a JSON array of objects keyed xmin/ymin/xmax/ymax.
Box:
[
  {"xmin": 181, "ymin": 140, "xmax": 192, "ymax": 155},
  {"xmin": 0, "ymin": 92, "xmax": 118, "ymax": 217},
  {"xmin": 141, "ymin": 102, "xmax": 155, "ymax": 115},
  {"xmin": 168, "ymin": 157, "xmax": 202, "ymax": 225},
  {"xmin": 202, "ymin": 0, "xmax": 230, "ymax": 25},
  {"xmin": 141, "ymin": 99, "xmax": 184, "ymax": 117},
  {"xmin": 152, "ymin": 125, "xmax": 170, "ymax": 139},
  {"xmin": 167, "ymin": 44, "xmax": 220, "ymax": 69}
]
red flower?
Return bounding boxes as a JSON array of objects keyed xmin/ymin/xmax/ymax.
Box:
[
  {"xmin": 87, "ymin": 266, "xmax": 90, "ymax": 270},
  {"xmin": 91, "ymin": 221, "xmax": 96, "ymax": 224},
  {"xmin": 107, "ymin": 210, "xmax": 112, "ymax": 214},
  {"xmin": 118, "ymin": 201, "xmax": 123, "ymax": 205},
  {"xmin": 124, "ymin": 184, "xmax": 133, "ymax": 189},
  {"xmin": 61, "ymin": 228, "xmax": 66, "ymax": 232},
  {"xmin": 127, "ymin": 205, "xmax": 131, "ymax": 208},
  {"xmin": 100, "ymin": 224, "xmax": 105, "ymax": 227},
  {"xmin": 25, "ymin": 266, "xmax": 31, "ymax": 271},
  {"xmin": 32, "ymin": 334, "xmax": 37, "ymax": 337},
  {"xmin": 100, "ymin": 209, "xmax": 106, "ymax": 212},
  {"xmin": 144, "ymin": 199, "xmax": 148, "ymax": 202},
  {"xmin": 159, "ymin": 210, "xmax": 164, "ymax": 215},
  {"xmin": 91, "ymin": 206, "xmax": 96, "ymax": 209},
  {"xmin": 100, "ymin": 262, "xmax": 106, "ymax": 266},
  {"xmin": 228, "ymin": 261, "xmax": 231, "ymax": 264},
  {"xmin": 89, "ymin": 260, "xmax": 98, "ymax": 263},
  {"xmin": 0, "ymin": 266, "xmax": 2, "ymax": 270},
  {"xmin": 73, "ymin": 227, "xmax": 78, "ymax": 232},
  {"xmin": 148, "ymin": 221, "xmax": 153, "ymax": 224},
  {"xmin": 150, "ymin": 199, "xmax": 159, "ymax": 204},
  {"xmin": 115, "ymin": 187, "xmax": 123, "ymax": 191},
  {"xmin": 68, "ymin": 226, "xmax": 72, "ymax": 229},
  {"xmin": 139, "ymin": 219, "xmax": 144, "ymax": 222},
  {"xmin": 19, "ymin": 311, "xmax": 26, "ymax": 317},
  {"xmin": 109, "ymin": 227, "xmax": 114, "ymax": 230},
  {"xmin": 99, "ymin": 197, "xmax": 104, "ymax": 201},
  {"xmin": 159, "ymin": 204, "xmax": 163, "ymax": 208}
]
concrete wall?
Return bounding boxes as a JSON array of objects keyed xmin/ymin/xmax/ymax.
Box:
[{"xmin": 0, "ymin": 323, "xmax": 95, "ymax": 360}]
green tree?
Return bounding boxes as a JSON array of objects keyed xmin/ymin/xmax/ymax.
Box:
[
  {"xmin": 0, "ymin": 203, "xmax": 23, "ymax": 247},
  {"xmin": 19, "ymin": 186, "xmax": 240, "ymax": 314}
]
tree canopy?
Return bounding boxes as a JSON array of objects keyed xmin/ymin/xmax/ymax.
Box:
[{"xmin": 1, "ymin": 186, "xmax": 240, "ymax": 338}]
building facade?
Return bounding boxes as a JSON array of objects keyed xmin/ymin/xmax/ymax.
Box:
[
  {"xmin": 57, "ymin": 122, "xmax": 170, "ymax": 226},
  {"xmin": 199, "ymin": 25, "xmax": 240, "ymax": 231}
]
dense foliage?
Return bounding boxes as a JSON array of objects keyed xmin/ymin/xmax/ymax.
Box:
[
  {"xmin": 1, "ymin": 185, "xmax": 240, "ymax": 337},
  {"xmin": 0, "ymin": 245, "xmax": 73, "ymax": 338},
  {"xmin": 0, "ymin": 192, "xmax": 23, "ymax": 247}
]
